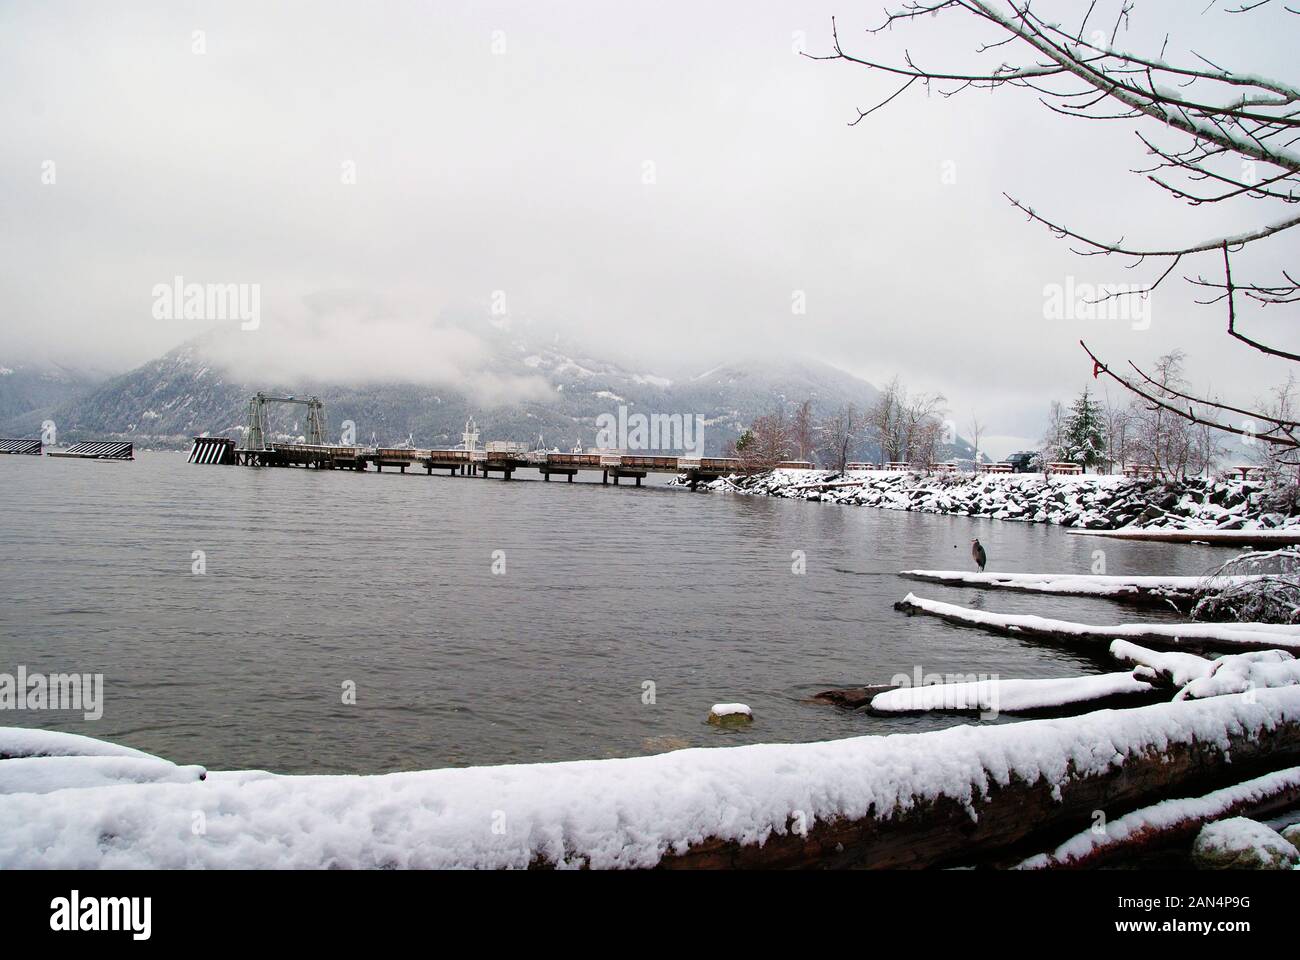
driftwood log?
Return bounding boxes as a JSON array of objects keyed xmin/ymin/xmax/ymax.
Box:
[
  {"xmin": 893, "ymin": 593, "xmax": 1298, "ymax": 658},
  {"xmin": 1013, "ymin": 767, "xmax": 1300, "ymax": 870},
  {"xmin": 653, "ymin": 708, "xmax": 1300, "ymax": 869},
  {"xmin": 898, "ymin": 570, "xmax": 1200, "ymax": 612}
]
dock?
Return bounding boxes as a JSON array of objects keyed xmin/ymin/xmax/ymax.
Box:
[
  {"xmin": 192, "ymin": 439, "xmax": 741, "ymax": 488},
  {"xmin": 187, "ymin": 395, "xmax": 744, "ymax": 488}
]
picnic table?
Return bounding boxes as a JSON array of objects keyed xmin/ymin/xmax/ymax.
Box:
[{"xmin": 1045, "ymin": 461, "xmax": 1083, "ymax": 475}]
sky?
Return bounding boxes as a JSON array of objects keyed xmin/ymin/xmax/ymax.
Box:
[{"xmin": 1, "ymin": 0, "xmax": 1296, "ymax": 457}]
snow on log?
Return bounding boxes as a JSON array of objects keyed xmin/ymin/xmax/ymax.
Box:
[
  {"xmin": 5, "ymin": 689, "xmax": 1300, "ymax": 869},
  {"xmin": 898, "ymin": 570, "xmax": 1259, "ymax": 610},
  {"xmin": 0, "ymin": 727, "xmax": 164, "ymax": 762},
  {"xmin": 1066, "ymin": 528, "xmax": 1300, "ymax": 546},
  {"xmin": 893, "ymin": 593, "xmax": 1300, "ymax": 656},
  {"xmin": 1108, "ymin": 641, "xmax": 1300, "ymax": 702},
  {"xmin": 1015, "ymin": 766, "xmax": 1300, "ymax": 870},
  {"xmin": 867, "ymin": 673, "xmax": 1158, "ymax": 717},
  {"xmin": 0, "ymin": 756, "xmax": 207, "ymax": 795},
  {"xmin": 1175, "ymin": 651, "xmax": 1300, "ymax": 702},
  {"xmin": 1109, "ymin": 640, "xmax": 1214, "ymax": 688}
]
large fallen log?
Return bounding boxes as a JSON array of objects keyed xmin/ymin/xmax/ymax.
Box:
[
  {"xmin": 7, "ymin": 692, "xmax": 1300, "ymax": 869},
  {"xmin": 1014, "ymin": 766, "xmax": 1300, "ymax": 870},
  {"xmin": 657, "ymin": 690, "xmax": 1300, "ymax": 868},
  {"xmin": 1065, "ymin": 527, "xmax": 1300, "ymax": 547},
  {"xmin": 897, "ymin": 569, "xmax": 1263, "ymax": 613},
  {"xmin": 893, "ymin": 593, "xmax": 1300, "ymax": 657}
]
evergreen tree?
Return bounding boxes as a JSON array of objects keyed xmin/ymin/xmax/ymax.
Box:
[{"xmin": 1062, "ymin": 387, "xmax": 1107, "ymax": 471}]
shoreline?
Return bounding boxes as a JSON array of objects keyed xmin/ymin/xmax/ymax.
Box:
[{"xmin": 673, "ymin": 468, "xmax": 1299, "ymax": 535}]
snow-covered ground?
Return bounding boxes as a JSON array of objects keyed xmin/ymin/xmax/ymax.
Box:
[
  {"xmin": 4, "ymin": 687, "xmax": 1300, "ymax": 869},
  {"xmin": 677, "ymin": 469, "xmax": 1297, "ymax": 532}
]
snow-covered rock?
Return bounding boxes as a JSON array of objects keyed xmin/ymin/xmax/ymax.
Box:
[
  {"xmin": 677, "ymin": 470, "xmax": 1298, "ymax": 533},
  {"xmin": 1191, "ymin": 817, "xmax": 1299, "ymax": 870},
  {"xmin": 707, "ymin": 703, "xmax": 753, "ymax": 725}
]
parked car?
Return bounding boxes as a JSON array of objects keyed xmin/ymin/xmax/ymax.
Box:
[{"xmin": 1004, "ymin": 451, "xmax": 1040, "ymax": 473}]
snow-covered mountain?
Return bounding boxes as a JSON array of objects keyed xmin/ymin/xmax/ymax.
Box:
[
  {"xmin": 0, "ymin": 322, "xmax": 929, "ymax": 459},
  {"xmin": 0, "ymin": 360, "xmax": 106, "ymax": 428}
]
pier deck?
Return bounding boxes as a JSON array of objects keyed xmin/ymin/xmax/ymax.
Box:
[{"xmin": 214, "ymin": 441, "xmax": 741, "ymax": 487}]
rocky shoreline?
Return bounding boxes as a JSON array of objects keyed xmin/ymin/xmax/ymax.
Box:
[{"xmin": 673, "ymin": 469, "xmax": 1300, "ymax": 532}]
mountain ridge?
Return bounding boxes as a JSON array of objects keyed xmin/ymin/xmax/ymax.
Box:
[{"xmin": 2, "ymin": 326, "xmax": 971, "ymax": 461}]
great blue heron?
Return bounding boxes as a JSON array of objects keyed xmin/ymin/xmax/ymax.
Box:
[{"xmin": 971, "ymin": 538, "xmax": 986, "ymax": 572}]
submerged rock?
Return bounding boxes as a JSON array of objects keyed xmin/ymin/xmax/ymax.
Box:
[{"xmin": 1191, "ymin": 817, "xmax": 1300, "ymax": 870}]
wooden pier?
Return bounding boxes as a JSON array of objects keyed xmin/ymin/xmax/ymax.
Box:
[{"xmin": 205, "ymin": 440, "xmax": 742, "ymax": 488}]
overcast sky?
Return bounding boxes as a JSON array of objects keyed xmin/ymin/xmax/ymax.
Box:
[{"xmin": 2, "ymin": 0, "xmax": 1295, "ymax": 456}]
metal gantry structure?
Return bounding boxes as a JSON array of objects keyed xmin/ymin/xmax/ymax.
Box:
[{"xmin": 243, "ymin": 393, "xmax": 326, "ymax": 450}]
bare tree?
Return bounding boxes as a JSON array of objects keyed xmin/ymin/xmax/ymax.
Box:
[
  {"xmin": 904, "ymin": 392, "xmax": 948, "ymax": 467},
  {"xmin": 1101, "ymin": 388, "xmax": 1133, "ymax": 474},
  {"xmin": 968, "ymin": 413, "xmax": 985, "ymax": 464},
  {"xmin": 1129, "ymin": 350, "xmax": 1212, "ymax": 480},
  {"xmin": 868, "ymin": 377, "xmax": 906, "ymax": 463},
  {"xmin": 812, "ymin": 1, "xmax": 1300, "ymax": 464},
  {"xmin": 819, "ymin": 403, "xmax": 862, "ymax": 472},
  {"xmin": 1041, "ymin": 400, "xmax": 1068, "ymax": 464},
  {"xmin": 742, "ymin": 406, "xmax": 794, "ymax": 472},
  {"xmin": 868, "ymin": 377, "xmax": 948, "ymax": 466},
  {"xmin": 791, "ymin": 398, "xmax": 817, "ymax": 463}
]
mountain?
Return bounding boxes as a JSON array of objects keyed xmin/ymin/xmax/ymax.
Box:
[
  {"xmin": 2, "ymin": 323, "xmax": 967, "ymax": 461},
  {"xmin": 0, "ymin": 361, "xmax": 105, "ymax": 429}
]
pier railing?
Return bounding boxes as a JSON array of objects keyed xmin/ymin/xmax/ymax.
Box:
[{"xmin": 210, "ymin": 437, "xmax": 745, "ymax": 487}]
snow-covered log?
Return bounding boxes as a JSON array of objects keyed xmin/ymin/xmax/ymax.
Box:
[
  {"xmin": 893, "ymin": 593, "xmax": 1300, "ymax": 656},
  {"xmin": 1108, "ymin": 641, "xmax": 1300, "ymax": 703},
  {"xmin": 1109, "ymin": 640, "xmax": 1214, "ymax": 688},
  {"xmin": 0, "ymin": 756, "xmax": 207, "ymax": 794},
  {"xmin": 867, "ymin": 673, "xmax": 1158, "ymax": 716},
  {"xmin": 898, "ymin": 570, "xmax": 1260, "ymax": 611},
  {"xmin": 1175, "ymin": 651, "xmax": 1300, "ymax": 702},
  {"xmin": 0, "ymin": 727, "xmax": 165, "ymax": 761},
  {"xmin": 1066, "ymin": 527, "xmax": 1300, "ymax": 546},
  {"xmin": 1015, "ymin": 766, "xmax": 1300, "ymax": 870},
  {"xmin": 5, "ymin": 689, "xmax": 1300, "ymax": 869}
]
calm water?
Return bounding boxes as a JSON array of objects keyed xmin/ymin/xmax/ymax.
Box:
[{"xmin": 0, "ymin": 452, "xmax": 1228, "ymax": 774}]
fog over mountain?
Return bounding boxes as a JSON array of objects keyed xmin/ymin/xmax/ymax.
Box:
[
  {"xmin": 3, "ymin": 0, "xmax": 1295, "ymax": 459},
  {"xmin": 2, "ymin": 318, "xmax": 923, "ymax": 460}
]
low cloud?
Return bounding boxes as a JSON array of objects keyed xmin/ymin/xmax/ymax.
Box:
[{"xmin": 199, "ymin": 290, "xmax": 553, "ymax": 406}]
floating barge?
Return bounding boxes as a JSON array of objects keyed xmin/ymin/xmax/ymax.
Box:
[{"xmin": 45, "ymin": 441, "xmax": 134, "ymax": 460}]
